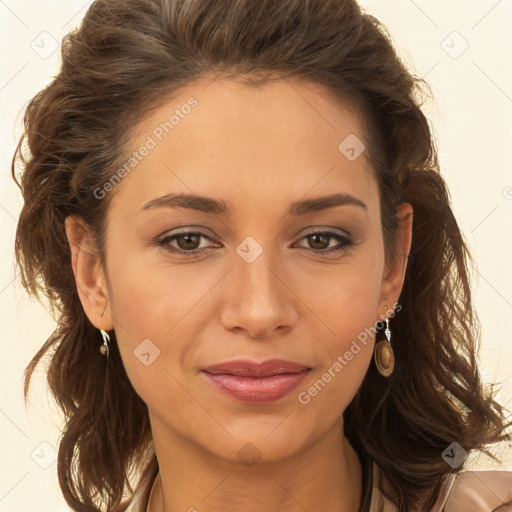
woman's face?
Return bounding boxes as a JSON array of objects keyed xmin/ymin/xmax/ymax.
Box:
[{"xmin": 69, "ymin": 77, "xmax": 412, "ymax": 464}]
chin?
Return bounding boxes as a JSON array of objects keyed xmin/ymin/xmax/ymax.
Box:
[{"xmin": 197, "ymin": 422, "xmax": 319, "ymax": 467}]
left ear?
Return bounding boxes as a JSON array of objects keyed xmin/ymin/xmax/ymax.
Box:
[{"xmin": 377, "ymin": 202, "xmax": 413, "ymax": 317}]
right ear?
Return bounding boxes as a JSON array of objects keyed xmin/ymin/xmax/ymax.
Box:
[{"xmin": 64, "ymin": 215, "xmax": 114, "ymax": 331}]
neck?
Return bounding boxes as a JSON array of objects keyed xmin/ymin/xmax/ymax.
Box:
[{"xmin": 147, "ymin": 415, "xmax": 362, "ymax": 512}]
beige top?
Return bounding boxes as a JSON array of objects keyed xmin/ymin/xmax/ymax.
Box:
[{"xmin": 126, "ymin": 464, "xmax": 512, "ymax": 512}]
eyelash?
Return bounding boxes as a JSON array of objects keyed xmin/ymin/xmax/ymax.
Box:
[{"xmin": 155, "ymin": 229, "xmax": 355, "ymax": 258}]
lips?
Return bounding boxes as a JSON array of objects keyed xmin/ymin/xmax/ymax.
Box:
[
  {"xmin": 202, "ymin": 359, "xmax": 311, "ymax": 377},
  {"xmin": 202, "ymin": 359, "xmax": 311, "ymax": 403}
]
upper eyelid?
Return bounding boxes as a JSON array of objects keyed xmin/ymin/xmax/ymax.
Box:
[{"xmin": 160, "ymin": 228, "xmax": 351, "ymax": 246}]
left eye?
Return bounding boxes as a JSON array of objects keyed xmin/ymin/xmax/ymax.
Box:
[
  {"xmin": 296, "ymin": 231, "xmax": 354, "ymax": 254},
  {"xmin": 156, "ymin": 229, "xmax": 354, "ymax": 257},
  {"xmin": 157, "ymin": 232, "xmax": 213, "ymax": 254}
]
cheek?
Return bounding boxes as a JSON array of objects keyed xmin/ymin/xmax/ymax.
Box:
[
  {"xmin": 299, "ymin": 240, "xmax": 384, "ymax": 342},
  {"xmin": 105, "ymin": 243, "xmax": 210, "ymax": 340},
  {"xmin": 295, "ymin": 244, "xmax": 383, "ymax": 407},
  {"xmin": 299, "ymin": 344, "xmax": 373, "ymax": 415},
  {"xmin": 296, "ymin": 276, "xmax": 379, "ymax": 416},
  {"xmin": 107, "ymin": 267, "xmax": 195, "ymax": 413},
  {"xmin": 311, "ymin": 298, "xmax": 377, "ymax": 412},
  {"xmin": 104, "ymin": 247, "xmax": 222, "ymax": 395}
]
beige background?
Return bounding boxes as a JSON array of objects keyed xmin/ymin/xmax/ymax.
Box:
[{"xmin": 1, "ymin": 1, "xmax": 511, "ymax": 510}]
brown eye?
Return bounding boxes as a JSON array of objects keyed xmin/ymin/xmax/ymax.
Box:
[
  {"xmin": 175, "ymin": 233, "xmax": 201, "ymax": 251},
  {"xmin": 306, "ymin": 233, "xmax": 331, "ymax": 250},
  {"xmin": 296, "ymin": 230, "xmax": 355, "ymax": 256},
  {"xmin": 157, "ymin": 231, "xmax": 216, "ymax": 256}
]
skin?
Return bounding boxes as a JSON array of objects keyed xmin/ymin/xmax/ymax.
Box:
[{"xmin": 65, "ymin": 77, "xmax": 413, "ymax": 512}]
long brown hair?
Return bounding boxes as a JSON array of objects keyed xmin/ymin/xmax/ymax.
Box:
[{"xmin": 12, "ymin": 0, "xmax": 509, "ymax": 511}]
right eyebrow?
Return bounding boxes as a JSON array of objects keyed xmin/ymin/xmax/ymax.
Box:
[{"xmin": 138, "ymin": 192, "xmax": 368, "ymax": 217}]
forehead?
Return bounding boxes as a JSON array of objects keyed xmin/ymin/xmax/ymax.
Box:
[{"xmin": 108, "ymin": 77, "xmax": 376, "ymax": 218}]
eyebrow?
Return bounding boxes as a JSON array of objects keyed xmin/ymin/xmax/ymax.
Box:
[{"xmin": 138, "ymin": 192, "xmax": 368, "ymax": 216}]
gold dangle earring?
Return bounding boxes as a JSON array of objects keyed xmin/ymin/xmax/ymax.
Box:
[
  {"xmin": 99, "ymin": 329, "xmax": 110, "ymax": 357},
  {"xmin": 374, "ymin": 316, "xmax": 394, "ymax": 377}
]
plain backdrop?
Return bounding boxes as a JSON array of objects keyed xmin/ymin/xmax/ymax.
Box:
[{"xmin": 1, "ymin": 1, "xmax": 511, "ymax": 510}]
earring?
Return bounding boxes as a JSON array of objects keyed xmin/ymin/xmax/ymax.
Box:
[
  {"xmin": 99, "ymin": 329, "xmax": 110, "ymax": 357},
  {"xmin": 374, "ymin": 317, "xmax": 394, "ymax": 377}
]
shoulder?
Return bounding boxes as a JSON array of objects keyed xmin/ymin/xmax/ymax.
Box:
[
  {"xmin": 125, "ymin": 482, "xmax": 150, "ymax": 512},
  {"xmin": 370, "ymin": 463, "xmax": 512, "ymax": 512},
  {"xmin": 124, "ymin": 458, "xmax": 159, "ymax": 512},
  {"xmin": 443, "ymin": 468, "xmax": 512, "ymax": 511}
]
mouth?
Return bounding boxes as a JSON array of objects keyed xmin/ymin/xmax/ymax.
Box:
[{"xmin": 201, "ymin": 359, "xmax": 312, "ymax": 403}]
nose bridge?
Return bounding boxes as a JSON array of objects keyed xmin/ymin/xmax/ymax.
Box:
[
  {"xmin": 221, "ymin": 234, "xmax": 297, "ymax": 336},
  {"xmin": 235, "ymin": 235, "xmax": 284, "ymax": 308}
]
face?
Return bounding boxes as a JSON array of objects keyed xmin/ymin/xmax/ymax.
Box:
[{"xmin": 67, "ymin": 77, "xmax": 412, "ymax": 465}]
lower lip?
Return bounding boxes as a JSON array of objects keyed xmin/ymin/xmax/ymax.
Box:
[{"xmin": 202, "ymin": 370, "xmax": 310, "ymax": 403}]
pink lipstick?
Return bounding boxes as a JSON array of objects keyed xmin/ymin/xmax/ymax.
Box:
[{"xmin": 202, "ymin": 359, "xmax": 311, "ymax": 403}]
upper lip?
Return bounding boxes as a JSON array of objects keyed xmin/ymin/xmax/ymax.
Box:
[{"xmin": 202, "ymin": 359, "xmax": 311, "ymax": 378}]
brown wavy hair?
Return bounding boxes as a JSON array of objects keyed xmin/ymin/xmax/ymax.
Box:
[{"xmin": 12, "ymin": 0, "xmax": 510, "ymax": 511}]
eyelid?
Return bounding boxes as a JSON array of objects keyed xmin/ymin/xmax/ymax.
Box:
[
  {"xmin": 155, "ymin": 226, "xmax": 356, "ymax": 257},
  {"xmin": 156, "ymin": 227, "xmax": 350, "ymax": 243},
  {"xmin": 299, "ymin": 226, "xmax": 351, "ymax": 238},
  {"xmin": 294, "ymin": 228, "xmax": 355, "ymax": 256},
  {"xmin": 158, "ymin": 229, "xmax": 218, "ymax": 248}
]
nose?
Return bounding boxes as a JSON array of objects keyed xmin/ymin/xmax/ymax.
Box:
[{"xmin": 219, "ymin": 245, "xmax": 299, "ymax": 339}]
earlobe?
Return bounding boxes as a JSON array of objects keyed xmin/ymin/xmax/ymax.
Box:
[
  {"xmin": 377, "ymin": 203, "xmax": 413, "ymax": 315},
  {"xmin": 64, "ymin": 215, "xmax": 114, "ymax": 331}
]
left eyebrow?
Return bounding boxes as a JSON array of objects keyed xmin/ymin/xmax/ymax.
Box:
[
  {"xmin": 138, "ymin": 192, "xmax": 368, "ymax": 217},
  {"xmin": 289, "ymin": 193, "xmax": 368, "ymax": 215},
  {"xmin": 139, "ymin": 193, "xmax": 232, "ymax": 216}
]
